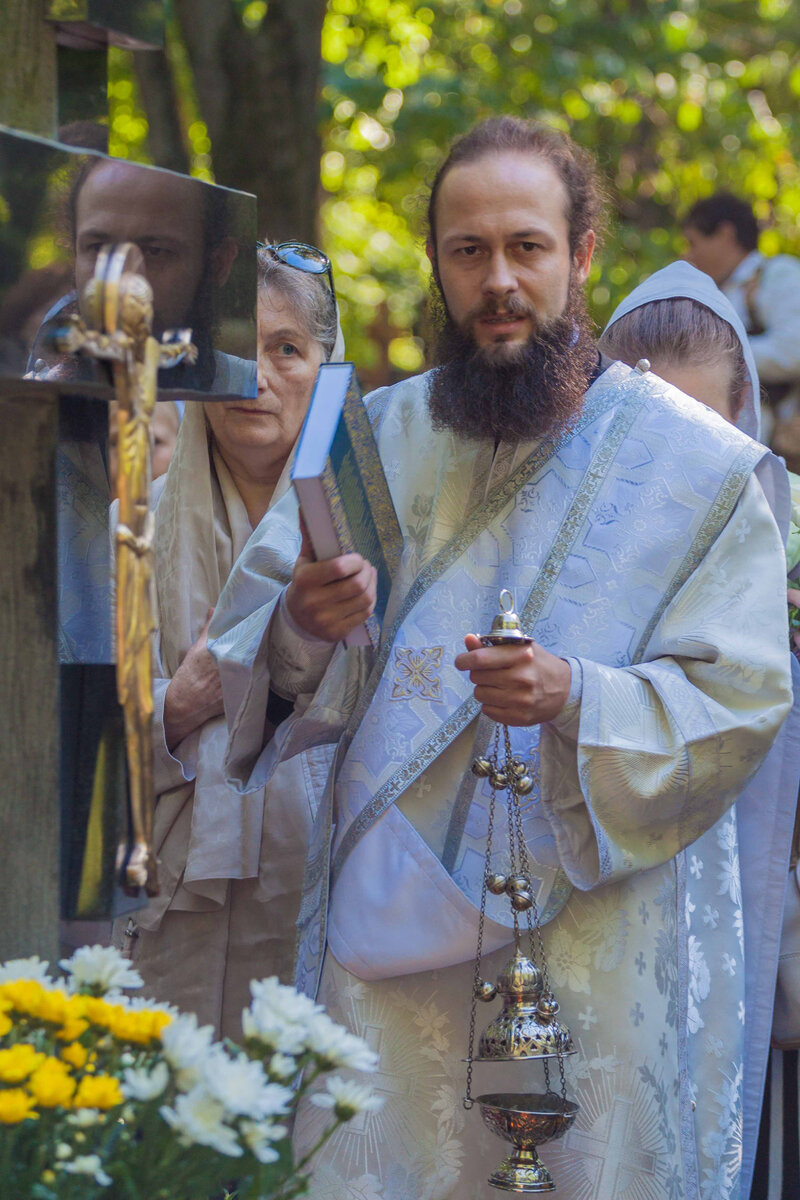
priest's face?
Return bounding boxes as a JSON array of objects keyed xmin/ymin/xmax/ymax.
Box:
[
  {"xmin": 426, "ymin": 150, "xmax": 598, "ymax": 441},
  {"xmin": 429, "ymin": 151, "xmax": 594, "ymax": 356}
]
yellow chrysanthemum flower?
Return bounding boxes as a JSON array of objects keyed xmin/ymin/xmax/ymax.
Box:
[
  {"xmin": 0, "ymin": 1013, "xmax": 12, "ymax": 1036},
  {"xmin": 83, "ymin": 996, "xmax": 115, "ymax": 1029},
  {"xmin": 60, "ymin": 1042, "xmax": 89, "ymax": 1070},
  {"xmin": 27, "ymin": 1058, "xmax": 77, "ymax": 1108},
  {"xmin": 73, "ymin": 1073, "xmax": 123, "ymax": 1111},
  {"xmin": 0, "ymin": 979, "xmax": 45, "ymax": 1016},
  {"xmin": 35, "ymin": 988, "xmax": 69, "ymax": 1025},
  {"xmin": 106, "ymin": 1006, "xmax": 172, "ymax": 1044},
  {"xmin": 0, "ymin": 1044, "xmax": 46, "ymax": 1083},
  {"xmin": 56, "ymin": 1016, "xmax": 90, "ymax": 1041},
  {"xmin": 0, "ymin": 1088, "xmax": 38, "ymax": 1124}
]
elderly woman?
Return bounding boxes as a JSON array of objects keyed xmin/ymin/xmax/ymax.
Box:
[
  {"xmin": 117, "ymin": 243, "xmax": 341, "ymax": 1037},
  {"xmin": 600, "ymin": 261, "xmax": 800, "ymax": 1200}
]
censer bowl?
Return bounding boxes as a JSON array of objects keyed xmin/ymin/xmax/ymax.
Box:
[{"xmin": 477, "ymin": 1093, "xmax": 578, "ymax": 1193}]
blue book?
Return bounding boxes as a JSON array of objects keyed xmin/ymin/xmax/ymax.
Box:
[{"xmin": 291, "ymin": 362, "xmax": 403, "ymax": 648}]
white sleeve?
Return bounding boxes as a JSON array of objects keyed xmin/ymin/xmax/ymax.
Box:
[
  {"xmin": 539, "ymin": 474, "xmax": 792, "ymax": 890},
  {"xmin": 749, "ymin": 257, "xmax": 800, "ymax": 384}
]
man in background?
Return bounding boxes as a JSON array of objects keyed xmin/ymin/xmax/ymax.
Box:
[{"xmin": 683, "ymin": 191, "xmax": 800, "ymax": 451}]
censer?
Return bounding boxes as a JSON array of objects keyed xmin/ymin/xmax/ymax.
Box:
[{"xmin": 464, "ymin": 590, "xmax": 578, "ymax": 1193}]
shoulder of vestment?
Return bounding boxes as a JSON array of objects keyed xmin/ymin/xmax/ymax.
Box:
[{"xmin": 598, "ymin": 359, "xmax": 757, "ymax": 470}]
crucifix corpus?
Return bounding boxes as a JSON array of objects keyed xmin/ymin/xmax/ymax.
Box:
[{"xmin": 59, "ymin": 241, "xmax": 197, "ymax": 895}]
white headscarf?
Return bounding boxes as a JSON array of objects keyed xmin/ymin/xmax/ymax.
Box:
[
  {"xmin": 603, "ymin": 259, "xmax": 762, "ymax": 439},
  {"xmin": 606, "ymin": 259, "xmax": 796, "ymax": 1200},
  {"xmin": 602, "ymin": 259, "xmax": 789, "ymax": 538},
  {"xmin": 142, "ymin": 278, "xmax": 345, "ymax": 922}
]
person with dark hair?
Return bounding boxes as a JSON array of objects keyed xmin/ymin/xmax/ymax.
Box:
[
  {"xmin": 683, "ymin": 191, "xmax": 800, "ymax": 437},
  {"xmin": 26, "ymin": 154, "xmax": 246, "ymax": 395},
  {"xmin": 211, "ymin": 117, "xmax": 792, "ymax": 1197}
]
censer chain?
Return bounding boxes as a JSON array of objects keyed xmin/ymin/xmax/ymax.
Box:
[
  {"xmin": 502, "ymin": 726, "xmax": 569, "ymax": 1104},
  {"xmin": 464, "ymin": 725, "xmax": 501, "ymax": 1109}
]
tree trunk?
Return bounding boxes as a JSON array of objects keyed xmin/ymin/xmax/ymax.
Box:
[
  {"xmin": 132, "ymin": 48, "xmax": 191, "ymax": 174},
  {"xmin": 172, "ymin": 0, "xmax": 327, "ymax": 243},
  {"xmin": 0, "ymin": 0, "xmax": 58, "ymax": 137}
]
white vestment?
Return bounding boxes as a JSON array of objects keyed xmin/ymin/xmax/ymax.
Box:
[{"xmin": 210, "ymin": 360, "xmax": 793, "ymax": 1199}]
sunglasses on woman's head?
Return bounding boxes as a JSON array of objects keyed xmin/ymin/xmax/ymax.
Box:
[{"xmin": 257, "ymin": 241, "xmax": 336, "ymax": 301}]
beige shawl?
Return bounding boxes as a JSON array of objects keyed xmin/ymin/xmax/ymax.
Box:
[{"xmin": 136, "ymin": 403, "xmax": 292, "ymax": 928}]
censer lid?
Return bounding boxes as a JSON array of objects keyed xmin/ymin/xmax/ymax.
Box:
[
  {"xmin": 496, "ymin": 947, "xmax": 542, "ymax": 1001},
  {"xmin": 476, "ymin": 1011, "xmax": 574, "ymax": 1062},
  {"xmin": 480, "ymin": 589, "xmax": 533, "ymax": 646},
  {"xmin": 474, "ymin": 947, "xmax": 575, "ymax": 1063}
]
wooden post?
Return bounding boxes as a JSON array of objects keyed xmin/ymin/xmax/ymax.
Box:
[
  {"xmin": 0, "ymin": 0, "xmax": 58, "ymax": 138},
  {"xmin": 0, "ymin": 390, "xmax": 60, "ymax": 960},
  {"xmin": 0, "ymin": 1, "xmax": 59, "ymax": 961}
]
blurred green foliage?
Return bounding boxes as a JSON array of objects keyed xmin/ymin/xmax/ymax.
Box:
[{"xmin": 109, "ymin": 0, "xmax": 800, "ymax": 381}]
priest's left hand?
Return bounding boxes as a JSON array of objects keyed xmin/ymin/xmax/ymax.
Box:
[{"xmin": 455, "ymin": 634, "xmax": 571, "ymax": 726}]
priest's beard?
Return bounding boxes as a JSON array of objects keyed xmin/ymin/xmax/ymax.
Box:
[{"xmin": 427, "ymin": 277, "xmax": 598, "ymax": 442}]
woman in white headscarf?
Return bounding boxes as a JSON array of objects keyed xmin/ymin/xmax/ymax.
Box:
[
  {"xmin": 601, "ymin": 260, "xmax": 800, "ymax": 1200},
  {"xmin": 116, "ymin": 243, "xmax": 344, "ymax": 1038}
]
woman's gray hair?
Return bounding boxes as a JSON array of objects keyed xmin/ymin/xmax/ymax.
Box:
[
  {"xmin": 256, "ymin": 246, "xmax": 338, "ymax": 360},
  {"xmin": 599, "ymin": 296, "xmax": 749, "ymax": 417}
]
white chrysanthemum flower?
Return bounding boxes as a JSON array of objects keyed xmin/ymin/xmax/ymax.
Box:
[
  {"xmin": 303, "ymin": 1013, "xmax": 379, "ymax": 1072},
  {"xmin": 122, "ymin": 1061, "xmax": 170, "ymax": 1102},
  {"xmin": 160, "ymin": 1013, "xmax": 215, "ymax": 1091},
  {"xmin": 310, "ymin": 1077, "xmax": 384, "ymax": 1121},
  {"xmin": 55, "ymin": 1143, "xmax": 72, "ymax": 1160},
  {"xmin": 201, "ymin": 1048, "xmax": 292, "ymax": 1119},
  {"xmin": 0, "ymin": 956, "xmax": 52, "ymax": 984},
  {"xmin": 268, "ymin": 1052, "xmax": 297, "ymax": 1081},
  {"xmin": 249, "ymin": 977, "xmax": 322, "ymax": 1023},
  {"xmin": 57, "ymin": 1154, "xmax": 112, "ymax": 1186},
  {"xmin": 242, "ymin": 1002, "xmax": 308, "ymax": 1056},
  {"xmin": 66, "ymin": 1108, "xmax": 102, "ymax": 1127},
  {"xmin": 160, "ymin": 1086, "xmax": 243, "ymax": 1157},
  {"xmin": 60, "ymin": 945, "xmax": 143, "ymax": 994},
  {"xmin": 108, "ymin": 993, "xmax": 179, "ymax": 1016},
  {"xmin": 240, "ymin": 1118, "xmax": 285, "ymax": 1164}
]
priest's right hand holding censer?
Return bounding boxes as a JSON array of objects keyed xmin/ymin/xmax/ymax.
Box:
[
  {"xmin": 454, "ymin": 601, "xmax": 572, "ymax": 728},
  {"xmin": 455, "ymin": 591, "xmax": 580, "ymax": 1195}
]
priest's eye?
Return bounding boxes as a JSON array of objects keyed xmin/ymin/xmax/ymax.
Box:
[
  {"xmin": 456, "ymin": 245, "xmax": 481, "ymax": 257},
  {"xmin": 519, "ymin": 241, "xmax": 541, "ymax": 252}
]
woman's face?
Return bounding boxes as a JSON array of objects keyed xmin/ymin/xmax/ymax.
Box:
[{"xmin": 204, "ymin": 291, "xmax": 325, "ymax": 473}]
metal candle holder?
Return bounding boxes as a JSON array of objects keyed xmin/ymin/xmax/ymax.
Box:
[{"xmin": 464, "ymin": 589, "xmax": 578, "ymax": 1194}]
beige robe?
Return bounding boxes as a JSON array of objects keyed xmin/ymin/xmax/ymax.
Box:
[{"xmin": 113, "ymin": 405, "xmax": 316, "ymax": 1037}]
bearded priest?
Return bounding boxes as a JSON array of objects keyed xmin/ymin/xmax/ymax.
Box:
[{"xmin": 209, "ymin": 117, "xmax": 792, "ymax": 1200}]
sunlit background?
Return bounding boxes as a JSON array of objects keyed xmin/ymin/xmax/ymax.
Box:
[{"xmin": 104, "ymin": 0, "xmax": 800, "ymax": 388}]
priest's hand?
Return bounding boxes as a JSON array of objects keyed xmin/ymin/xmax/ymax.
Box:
[
  {"xmin": 163, "ymin": 609, "xmax": 224, "ymax": 751},
  {"xmin": 455, "ymin": 634, "xmax": 571, "ymax": 726},
  {"xmin": 286, "ymin": 520, "xmax": 377, "ymax": 643}
]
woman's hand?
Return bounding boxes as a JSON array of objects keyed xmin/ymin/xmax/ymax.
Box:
[
  {"xmin": 454, "ymin": 633, "xmax": 571, "ymax": 726},
  {"xmin": 285, "ymin": 521, "xmax": 377, "ymax": 643},
  {"xmin": 163, "ymin": 609, "xmax": 224, "ymax": 751}
]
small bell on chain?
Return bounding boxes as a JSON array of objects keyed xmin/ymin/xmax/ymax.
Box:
[{"xmin": 463, "ymin": 589, "xmax": 579, "ymax": 1194}]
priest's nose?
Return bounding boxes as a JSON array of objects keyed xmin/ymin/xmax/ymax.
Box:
[{"xmin": 483, "ymin": 252, "xmax": 517, "ymax": 297}]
